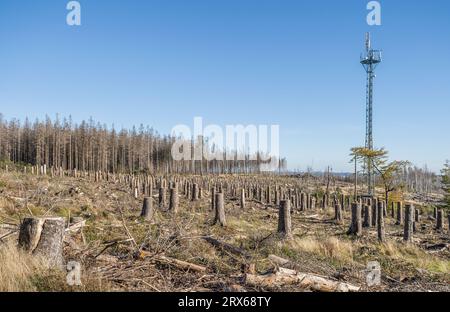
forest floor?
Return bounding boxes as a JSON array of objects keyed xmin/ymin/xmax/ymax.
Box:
[{"xmin": 0, "ymin": 171, "xmax": 449, "ymax": 292}]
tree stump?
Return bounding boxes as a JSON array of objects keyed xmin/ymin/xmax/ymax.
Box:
[
  {"xmin": 404, "ymin": 204, "xmax": 414, "ymax": 243},
  {"xmin": 18, "ymin": 217, "xmax": 65, "ymax": 267},
  {"xmin": 347, "ymin": 203, "xmax": 362, "ymax": 236},
  {"xmin": 377, "ymin": 201, "xmax": 385, "ymax": 242},
  {"xmin": 396, "ymin": 202, "xmax": 403, "ymax": 225},
  {"xmin": 334, "ymin": 204, "xmax": 343, "ymax": 224},
  {"xmin": 214, "ymin": 192, "xmax": 226, "ymax": 226},
  {"xmin": 436, "ymin": 209, "xmax": 443, "ymax": 232},
  {"xmin": 240, "ymin": 188, "xmax": 246, "ymax": 209},
  {"xmin": 169, "ymin": 187, "xmax": 179, "ymax": 213},
  {"xmin": 192, "ymin": 183, "xmax": 199, "ymax": 201},
  {"xmin": 363, "ymin": 204, "xmax": 371, "ymax": 228},
  {"xmin": 278, "ymin": 200, "xmax": 292, "ymax": 238},
  {"xmin": 140, "ymin": 197, "xmax": 154, "ymax": 221},
  {"xmin": 371, "ymin": 202, "xmax": 378, "ymax": 227},
  {"xmin": 158, "ymin": 187, "xmax": 166, "ymax": 208},
  {"xmin": 211, "ymin": 187, "xmax": 216, "ymax": 211}
]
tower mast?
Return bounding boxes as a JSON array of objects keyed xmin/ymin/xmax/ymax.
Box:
[{"xmin": 360, "ymin": 33, "xmax": 382, "ymax": 196}]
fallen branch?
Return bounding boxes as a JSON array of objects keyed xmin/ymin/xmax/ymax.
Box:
[
  {"xmin": 202, "ymin": 236, "xmax": 250, "ymax": 258},
  {"xmin": 155, "ymin": 255, "xmax": 207, "ymax": 273},
  {"xmin": 138, "ymin": 251, "xmax": 207, "ymax": 273},
  {"xmin": 245, "ymin": 267, "xmax": 360, "ymax": 292}
]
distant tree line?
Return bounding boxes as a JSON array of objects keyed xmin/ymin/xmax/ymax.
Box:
[{"xmin": 0, "ymin": 114, "xmax": 287, "ymax": 175}]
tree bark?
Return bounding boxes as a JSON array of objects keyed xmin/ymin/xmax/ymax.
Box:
[
  {"xmin": 18, "ymin": 217, "xmax": 65, "ymax": 267},
  {"xmin": 245, "ymin": 267, "xmax": 360, "ymax": 292},
  {"xmin": 278, "ymin": 200, "xmax": 292, "ymax": 238},
  {"xmin": 377, "ymin": 201, "xmax": 385, "ymax": 242},
  {"xmin": 404, "ymin": 204, "xmax": 414, "ymax": 243},
  {"xmin": 348, "ymin": 202, "xmax": 362, "ymax": 236},
  {"xmin": 214, "ymin": 192, "xmax": 226, "ymax": 226},
  {"xmin": 140, "ymin": 197, "xmax": 154, "ymax": 220}
]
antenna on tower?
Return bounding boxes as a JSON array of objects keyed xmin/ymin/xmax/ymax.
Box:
[{"xmin": 365, "ymin": 32, "xmax": 371, "ymax": 52}]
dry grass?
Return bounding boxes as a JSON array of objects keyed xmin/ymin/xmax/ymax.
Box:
[
  {"xmin": 0, "ymin": 241, "xmax": 47, "ymax": 291},
  {"xmin": 290, "ymin": 236, "xmax": 354, "ymax": 264},
  {"xmin": 379, "ymin": 242, "xmax": 449, "ymax": 274}
]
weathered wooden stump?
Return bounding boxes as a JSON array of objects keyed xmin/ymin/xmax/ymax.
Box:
[
  {"xmin": 347, "ymin": 202, "xmax": 362, "ymax": 236},
  {"xmin": 436, "ymin": 209, "xmax": 443, "ymax": 232},
  {"xmin": 169, "ymin": 187, "xmax": 179, "ymax": 213},
  {"xmin": 371, "ymin": 202, "xmax": 378, "ymax": 227},
  {"xmin": 363, "ymin": 204, "xmax": 371, "ymax": 228},
  {"xmin": 140, "ymin": 197, "xmax": 154, "ymax": 220},
  {"xmin": 377, "ymin": 201, "xmax": 385, "ymax": 242},
  {"xmin": 192, "ymin": 183, "xmax": 199, "ymax": 201},
  {"xmin": 404, "ymin": 204, "xmax": 414, "ymax": 243},
  {"xmin": 211, "ymin": 187, "xmax": 216, "ymax": 211},
  {"xmin": 334, "ymin": 204, "xmax": 343, "ymax": 224},
  {"xmin": 240, "ymin": 188, "xmax": 246, "ymax": 209},
  {"xmin": 278, "ymin": 200, "xmax": 292, "ymax": 238},
  {"xmin": 159, "ymin": 187, "xmax": 166, "ymax": 208},
  {"xmin": 214, "ymin": 192, "xmax": 226, "ymax": 226},
  {"xmin": 396, "ymin": 202, "xmax": 403, "ymax": 225},
  {"xmin": 18, "ymin": 217, "xmax": 65, "ymax": 267}
]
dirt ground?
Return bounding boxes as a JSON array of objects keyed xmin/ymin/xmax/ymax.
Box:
[{"xmin": 0, "ymin": 171, "xmax": 448, "ymax": 292}]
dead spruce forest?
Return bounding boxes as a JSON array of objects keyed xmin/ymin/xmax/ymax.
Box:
[{"xmin": 0, "ymin": 116, "xmax": 449, "ymax": 292}]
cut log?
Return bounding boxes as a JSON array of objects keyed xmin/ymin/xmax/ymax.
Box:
[
  {"xmin": 18, "ymin": 217, "xmax": 65, "ymax": 267},
  {"xmin": 244, "ymin": 267, "xmax": 360, "ymax": 292}
]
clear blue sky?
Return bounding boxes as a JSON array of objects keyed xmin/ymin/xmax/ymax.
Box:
[{"xmin": 0, "ymin": 0, "xmax": 449, "ymax": 172}]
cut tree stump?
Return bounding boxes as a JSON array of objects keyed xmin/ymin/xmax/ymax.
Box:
[
  {"xmin": 140, "ymin": 197, "xmax": 154, "ymax": 220},
  {"xmin": 278, "ymin": 200, "xmax": 292, "ymax": 238},
  {"xmin": 18, "ymin": 217, "xmax": 65, "ymax": 267},
  {"xmin": 347, "ymin": 202, "xmax": 362, "ymax": 236},
  {"xmin": 404, "ymin": 204, "xmax": 414, "ymax": 243},
  {"xmin": 213, "ymin": 192, "xmax": 226, "ymax": 226}
]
